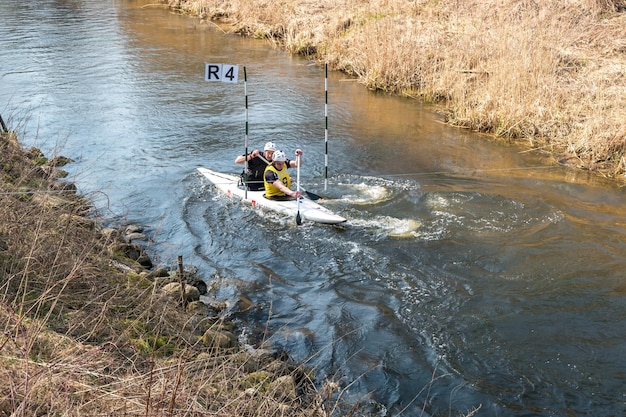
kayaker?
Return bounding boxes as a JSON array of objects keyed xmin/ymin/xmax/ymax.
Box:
[
  {"xmin": 263, "ymin": 149, "xmax": 303, "ymax": 200},
  {"xmin": 235, "ymin": 141, "xmax": 276, "ymax": 191}
]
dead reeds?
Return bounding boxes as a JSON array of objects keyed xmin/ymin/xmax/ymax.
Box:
[
  {"xmin": 0, "ymin": 131, "xmax": 333, "ymax": 416},
  {"xmin": 169, "ymin": 0, "xmax": 626, "ymax": 179}
]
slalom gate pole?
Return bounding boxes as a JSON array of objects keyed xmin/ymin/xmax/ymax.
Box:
[
  {"xmin": 244, "ymin": 66, "xmax": 248, "ymax": 199},
  {"xmin": 324, "ymin": 63, "xmax": 328, "ymax": 191}
]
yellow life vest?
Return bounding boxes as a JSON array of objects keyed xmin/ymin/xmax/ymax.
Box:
[{"xmin": 264, "ymin": 163, "xmax": 291, "ymax": 198}]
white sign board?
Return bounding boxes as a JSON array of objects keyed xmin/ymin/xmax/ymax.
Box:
[{"xmin": 205, "ymin": 63, "xmax": 239, "ymax": 83}]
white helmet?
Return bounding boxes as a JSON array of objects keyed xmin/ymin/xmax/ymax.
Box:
[
  {"xmin": 273, "ymin": 150, "xmax": 286, "ymax": 162},
  {"xmin": 264, "ymin": 142, "xmax": 276, "ymax": 152}
]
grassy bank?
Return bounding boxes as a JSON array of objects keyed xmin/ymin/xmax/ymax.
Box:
[
  {"xmin": 0, "ymin": 131, "xmax": 333, "ymax": 415},
  {"xmin": 168, "ymin": 0, "xmax": 626, "ymax": 181}
]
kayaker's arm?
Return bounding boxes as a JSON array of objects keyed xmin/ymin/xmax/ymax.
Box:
[
  {"xmin": 235, "ymin": 149, "xmax": 260, "ymax": 164},
  {"xmin": 288, "ymin": 149, "xmax": 303, "ymax": 168},
  {"xmin": 272, "ymin": 179, "xmax": 301, "ymax": 198}
]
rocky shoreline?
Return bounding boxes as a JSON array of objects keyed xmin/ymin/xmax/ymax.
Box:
[
  {"xmin": 104, "ymin": 223, "xmax": 325, "ymax": 414},
  {"xmin": 0, "ymin": 131, "xmax": 332, "ymax": 416}
]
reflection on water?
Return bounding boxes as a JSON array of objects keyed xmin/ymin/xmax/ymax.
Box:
[{"xmin": 2, "ymin": 1, "xmax": 626, "ymax": 415}]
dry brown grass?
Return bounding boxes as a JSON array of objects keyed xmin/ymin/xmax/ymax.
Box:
[
  {"xmin": 169, "ymin": 0, "xmax": 626, "ymax": 179},
  {"xmin": 0, "ymin": 132, "xmax": 332, "ymax": 416}
]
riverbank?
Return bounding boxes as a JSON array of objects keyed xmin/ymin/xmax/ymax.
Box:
[
  {"xmin": 166, "ymin": 0, "xmax": 626, "ymax": 182},
  {"xmin": 0, "ymin": 131, "xmax": 333, "ymax": 416}
]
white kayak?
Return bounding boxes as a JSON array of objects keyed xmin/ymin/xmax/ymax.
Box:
[{"xmin": 197, "ymin": 167, "xmax": 347, "ymax": 225}]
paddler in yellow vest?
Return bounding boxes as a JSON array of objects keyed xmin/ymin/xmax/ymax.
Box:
[{"xmin": 263, "ymin": 149, "xmax": 303, "ymax": 200}]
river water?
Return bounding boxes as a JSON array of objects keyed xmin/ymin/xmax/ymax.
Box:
[{"xmin": 2, "ymin": 1, "xmax": 626, "ymax": 416}]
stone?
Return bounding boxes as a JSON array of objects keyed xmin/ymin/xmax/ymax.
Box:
[
  {"xmin": 162, "ymin": 282, "xmax": 200, "ymax": 303},
  {"xmin": 269, "ymin": 375, "xmax": 297, "ymax": 402},
  {"xmin": 201, "ymin": 328, "xmax": 236, "ymax": 349}
]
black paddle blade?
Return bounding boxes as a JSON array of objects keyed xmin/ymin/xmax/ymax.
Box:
[
  {"xmin": 305, "ymin": 190, "xmax": 323, "ymax": 201},
  {"xmin": 296, "ymin": 211, "xmax": 302, "ymax": 225}
]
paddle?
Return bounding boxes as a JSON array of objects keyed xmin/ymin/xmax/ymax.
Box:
[
  {"xmin": 303, "ymin": 189, "xmax": 323, "ymax": 201},
  {"xmin": 294, "ymin": 181, "xmax": 323, "ymax": 201},
  {"xmin": 296, "ymin": 154, "xmax": 302, "ymax": 225}
]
